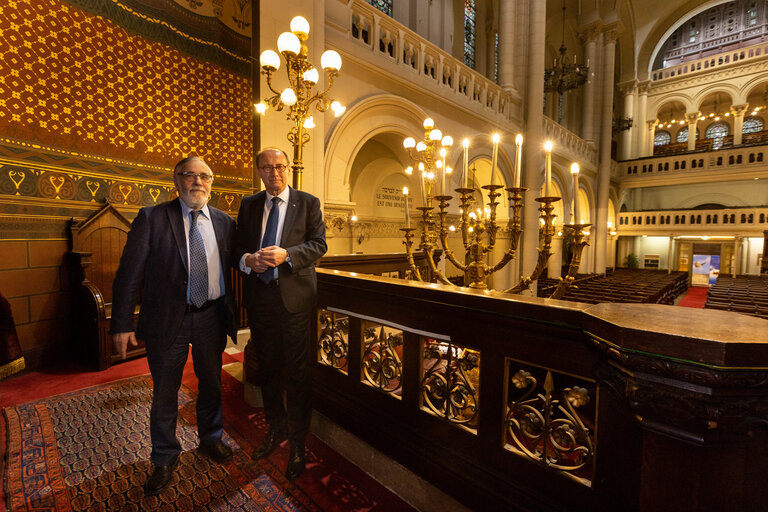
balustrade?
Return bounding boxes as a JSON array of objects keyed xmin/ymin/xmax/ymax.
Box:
[{"xmin": 309, "ymin": 269, "xmax": 768, "ymax": 511}]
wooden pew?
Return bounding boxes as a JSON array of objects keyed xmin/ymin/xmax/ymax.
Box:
[{"xmin": 67, "ymin": 202, "xmax": 144, "ymax": 370}]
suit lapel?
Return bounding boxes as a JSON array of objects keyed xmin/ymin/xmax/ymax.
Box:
[
  {"xmin": 167, "ymin": 198, "xmax": 188, "ymax": 271},
  {"xmin": 254, "ymin": 192, "xmax": 266, "ymax": 248},
  {"xmin": 281, "ymin": 187, "xmax": 300, "ymax": 247}
]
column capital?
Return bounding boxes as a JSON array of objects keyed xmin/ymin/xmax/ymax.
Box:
[
  {"xmin": 647, "ymin": 120, "xmax": 657, "ymax": 130},
  {"xmin": 577, "ymin": 21, "xmax": 602, "ymax": 44},
  {"xmin": 616, "ymin": 79, "xmax": 637, "ymax": 95},
  {"xmin": 638, "ymin": 80, "xmax": 652, "ymax": 94},
  {"xmin": 685, "ymin": 112, "xmax": 700, "ymax": 123},
  {"xmin": 601, "ymin": 21, "xmax": 624, "ymax": 45},
  {"xmin": 730, "ymin": 103, "xmax": 749, "ymax": 116}
]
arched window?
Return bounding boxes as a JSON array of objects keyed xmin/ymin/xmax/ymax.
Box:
[
  {"xmin": 368, "ymin": 0, "xmax": 392, "ymax": 16},
  {"xmin": 743, "ymin": 116, "xmax": 763, "ymax": 134},
  {"xmin": 654, "ymin": 130, "xmax": 671, "ymax": 146},
  {"xmin": 705, "ymin": 121, "xmax": 729, "ymax": 149},
  {"xmin": 676, "ymin": 127, "xmax": 688, "ymax": 143},
  {"xmin": 464, "ymin": 0, "xmax": 476, "ymax": 68}
]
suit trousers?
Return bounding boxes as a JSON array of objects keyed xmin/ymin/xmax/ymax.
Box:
[
  {"xmin": 146, "ymin": 301, "xmax": 227, "ymax": 465},
  {"xmin": 247, "ymin": 283, "xmax": 312, "ymax": 446}
]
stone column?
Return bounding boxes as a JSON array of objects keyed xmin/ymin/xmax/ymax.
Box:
[
  {"xmin": 618, "ymin": 81, "xmax": 636, "ymax": 160},
  {"xmin": 685, "ymin": 113, "xmax": 699, "ymax": 151},
  {"xmin": 594, "ymin": 27, "xmax": 619, "ymax": 275},
  {"xmin": 579, "ymin": 25, "xmax": 600, "ymax": 143},
  {"xmin": 667, "ymin": 235, "xmax": 674, "ymax": 273},
  {"xmin": 637, "ymin": 81, "xmax": 650, "ymax": 157},
  {"xmin": 646, "ymin": 120, "xmax": 656, "ymax": 156},
  {"xmin": 520, "ymin": 0, "xmax": 547, "ymax": 295},
  {"xmin": 549, "ymin": 234, "xmax": 563, "ymax": 279},
  {"xmin": 731, "ymin": 104, "xmax": 749, "ymax": 146},
  {"xmin": 498, "ymin": 0, "xmax": 516, "ymax": 92}
]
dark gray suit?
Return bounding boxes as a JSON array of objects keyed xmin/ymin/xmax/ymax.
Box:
[
  {"xmin": 111, "ymin": 198, "xmax": 237, "ymax": 465},
  {"xmin": 236, "ymin": 186, "xmax": 326, "ymax": 445}
]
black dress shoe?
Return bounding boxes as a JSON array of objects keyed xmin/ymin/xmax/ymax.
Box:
[
  {"xmin": 143, "ymin": 456, "xmax": 179, "ymax": 496},
  {"xmin": 285, "ymin": 445, "xmax": 306, "ymax": 481},
  {"xmin": 199, "ymin": 440, "xmax": 233, "ymax": 463},
  {"xmin": 253, "ymin": 430, "xmax": 287, "ymax": 459}
]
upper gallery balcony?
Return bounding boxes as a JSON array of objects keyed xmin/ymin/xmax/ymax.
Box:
[{"xmin": 325, "ymin": 0, "xmax": 521, "ymax": 125}]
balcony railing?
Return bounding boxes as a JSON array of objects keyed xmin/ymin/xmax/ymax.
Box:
[
  {"xmin": 619, "ymin": 141, "xmax": 768, "ymax": 183},
  {"xmin": 308, "ymin": 269, "xmax": 768, "ymax": 511},
  {"xmin": 651, "ymin": 41, "xmax": 768, "ymax": 82},
  {"xmin": 543, "ymin": 116, "xmax": 598, "ymax": 166},
  {"xmin": 617, "ymin": 207, "xmax": 768, "ymax": 235},
  {"xmin": 330, "ymin": 0, "xmax": 520, "ymax": 122}
]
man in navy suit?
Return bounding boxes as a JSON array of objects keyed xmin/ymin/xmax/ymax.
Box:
[
  {"xmin": 111, "ymin": 156, "xmax": 237, "ymax": 495},
  {"xmin": 236, "ymin": 147, "xmax": 327, "ymax": 481}
]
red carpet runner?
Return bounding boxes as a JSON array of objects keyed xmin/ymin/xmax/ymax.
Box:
[
  {"xmin": 1, "ymin": 353, "xmax": 415, "ymax": 511},
  {"xmin": 677, "ymin": 286, "xmax": 709, "ymax": 308}
]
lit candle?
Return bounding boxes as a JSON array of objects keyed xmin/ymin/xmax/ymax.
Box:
[
  {"xmin": 491, "ymin": 133, "xmax": 500, "ymax": 186},
  {"xmin": 544, "ymin": 140, "xmax": 553, "ymax": 197},
  {"xmin": 570, "ymin": 163, "xmax": 579, "ymax": 224},
  {"xmin": 462, "ymin": 138, "xmax": 469, "ymax": 188},
  {"xmin": 418, "ymin": 162, "xmax": 426, "ymax": 206},
  {"xmin": 440, "ymin": 148, "xmax": 447, "ymax": 195},
  {"xmin": 514, "ymin": 134, "xmax": 523, "ymax": 188},
  {"xmin": 403, "ymin": 186, "xmax": 410, "ymax": 228}
]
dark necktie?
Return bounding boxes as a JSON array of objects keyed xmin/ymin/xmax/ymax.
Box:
[
  {"xmin": 259, "ymin": 197, "xmax": 280, "ymax": 283},
  {"xmin": 189, "ymin": 210, "xmax": 209, "ymax": 307}
]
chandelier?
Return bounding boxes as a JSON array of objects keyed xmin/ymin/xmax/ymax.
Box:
[
  {"xmin": 543, "ymin": 1, "xmax": 589, "ymax": 95},
  {"xmin": 255, "ymin": 16, "xmax": 345, "ymax": 190}
]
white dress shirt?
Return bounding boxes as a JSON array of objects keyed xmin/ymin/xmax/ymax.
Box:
[
  {"xmin": 239, "ymin": 186, "xmax": 292, "ymax": 275},
  {"xmin": 180, "ymin": 201, "xmax": 224, "ymax": 302}
]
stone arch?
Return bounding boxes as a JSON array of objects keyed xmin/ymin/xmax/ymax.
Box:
[{"xmin": 324, "ymin": 94, "xmax": 430, "ymax": 206}]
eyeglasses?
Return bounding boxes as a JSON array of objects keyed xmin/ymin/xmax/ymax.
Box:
[
  {"xmin": 259, "ymin": 164, "xmax": 288, "ymax": 174},
  {"xmin": 176, "ymin": 172, "xmax": 213, "ymax": 183}
]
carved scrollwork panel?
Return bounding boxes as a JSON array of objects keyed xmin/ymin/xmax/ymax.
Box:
[
  {"xmin": 317, "ymin": 309, "xmax": 349, "ymax": 374},
  {"xmin": 420, "ymin": 338, "xmax": 479, "ymax": 433},
  {"xmin": 503, "ymin": 360, "xmax": 597, "ymax": 486},
  {"xmin": 361, "ymin": 321, "xmax": 403, "ymax": 398}
]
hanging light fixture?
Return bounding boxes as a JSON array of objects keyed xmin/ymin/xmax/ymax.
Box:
[{"xmin": 543, "ymin": 0, "xmax": 589, "ymax": 95}]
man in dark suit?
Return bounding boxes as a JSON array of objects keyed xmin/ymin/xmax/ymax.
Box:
[
  {"xmin": 236, "ymin": 147, "xmax": 327, "ymax": 481},
  {"xmin": 111, "ymin": 156, "xmax": 237, "ymax": 495}
]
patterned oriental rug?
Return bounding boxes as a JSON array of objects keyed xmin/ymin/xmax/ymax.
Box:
[{"xmin": 3, "ymin": 374, "xmax": 414, "ymax": 511}]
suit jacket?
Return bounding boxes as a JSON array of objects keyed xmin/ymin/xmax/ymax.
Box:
[
  {"xmin": 236, "ymin": 187, "xmax": 327, "ymax": 313},
  {"xmin": 111, "ymin": 198, "xmax": 238, "ymax": 348}
]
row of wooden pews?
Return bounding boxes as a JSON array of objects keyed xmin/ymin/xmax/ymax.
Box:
[
  {"xmin": 705, "ymin": 275, "xmax": 768, "ymax": 319},
  {"xmin": 539, "ymin": 269, "xmax": 689, "ymax": 304}
]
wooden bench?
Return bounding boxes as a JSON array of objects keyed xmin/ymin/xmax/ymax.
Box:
[{"xmin": 68, "ymin": 202, "xmax": 144, "ymax": 370}]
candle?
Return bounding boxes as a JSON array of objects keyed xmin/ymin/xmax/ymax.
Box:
[
  {"xmin": 418, "ymin": 162, "xmax": 426, "ymax": 206},
  {"xmin": 440, "ymin": 148, "xmax": 447, "ymax": 195},
  {"xmin": 514, "ymin": 134, "xmax": 523, "ymax": 188},
  {"xmin": 491, "ymin": 133, "xmax": 500, "ymax": 186},
  {"xmin": 403, "ymin": 186, "xmax": 410, "ymax": 228},
  {"xmin": 570, "ymin": 163, "xmax": 579, "ymax": 224},
  {"xmin": 462, "ymin": 139, "xmax": 469, "ymax": 188},
  {"xmin": 544, "ymin": 140, "xmax": 553, "ymax": 197}
]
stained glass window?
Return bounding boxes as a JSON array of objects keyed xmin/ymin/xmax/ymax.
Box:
[
  {"xmin": 654, "ymin": 131, "xmax": 671, "ymax": 146},
  {"xmin": 705, "ymin": 121, "xmax": 729, "ymax": 149},
  {"xmin": 494, "ymin": 32, "xmax": 499, "ymax": 83},
  {"xmin": 743, "ymin": 116, "xmax": 763, "ymax": 133},
  {"xmin": 368, "ymin": 0, "xmax": 392, "ymax": 17},
  {"xmin": 676, "ymin": 127, "xmax": 689, "ymax": 143},
  {"xmin": 464, "ymin": 0, "xmax": 476, "ymax": 68}
]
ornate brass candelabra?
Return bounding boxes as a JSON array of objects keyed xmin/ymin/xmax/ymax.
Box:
[
  {"xmin": 400, "ymin": 120, "xmax": 589, "ymax": 296},
  {"xmin": 255, "ymin": 16, "xmax": 345, "ymax": 190}
]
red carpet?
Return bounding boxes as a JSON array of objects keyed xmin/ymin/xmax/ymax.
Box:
[
  {"xmin": 677, "ymin": 286, "xmax": 709, "ymax": 308},
  {"xmin": 1, "ymin": 352, "xmax": 415, "ymax": 511}
]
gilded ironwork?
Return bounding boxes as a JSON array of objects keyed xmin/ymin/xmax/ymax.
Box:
[
  {"xmin": 317, "ymin": 310, "xmax": 349, "ymax": 373},
  {"xmin": 361, "ymin": 323, "xmax": 403, "ymax": 396},
  {"xmin": 420, "ymin": 339, "xmax": 479, "ymax": 432},
  {"xmin": 504, "ymin": 366, "xmax": 595, "ymax": 486}
]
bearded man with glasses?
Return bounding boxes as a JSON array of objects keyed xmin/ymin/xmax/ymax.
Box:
[
  {"xmin": 111, "ymin": 155, "xmax": 238, "ymax": 495},
  {"xmin": 235, "ymin": 147, "xmax": 327, "ymax": 481}
]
